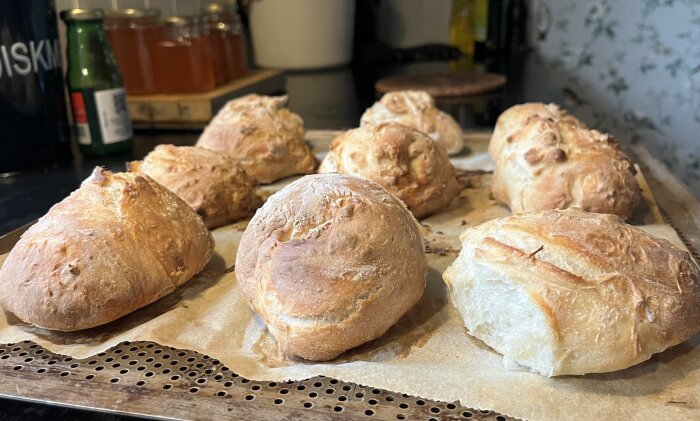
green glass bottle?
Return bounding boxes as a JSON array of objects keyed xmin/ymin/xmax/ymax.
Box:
[{"xmin": 60, "ymin": 9, "xmax": 133, "ymax": 157}]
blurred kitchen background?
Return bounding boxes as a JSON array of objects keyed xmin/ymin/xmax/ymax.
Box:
[{"xmin": 1, "ymin": 0, "xmax": 699, "ymax": 217}]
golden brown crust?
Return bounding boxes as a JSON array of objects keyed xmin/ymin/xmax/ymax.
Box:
[
  {"xmin": 128, "ymin": 145, "xmax": 259, "ymax": 229},
  {"xmin": 196, "ymin": 94, "xmax": 317, "ymax": 183},
  {"xmin": 444, "ymin": 208, "xmax": 700, "ymax": 376},
  {"xmin": 235, "ymin": 173, "xmax": 427, "ymax": 361},
  {"xmin": 489, "ymin": 103, "xmax": 640, "ymax": 219},
  {"xmin": 0, "ymin": 167, "xmax": 214, "ymax": 331},
  {"xmin": 319, "ymin": 123, "xmax": 461, "ymax": 219},
  {"xmin": 361, "ymin": 90, "xmax": 464, "ymax": 155}
]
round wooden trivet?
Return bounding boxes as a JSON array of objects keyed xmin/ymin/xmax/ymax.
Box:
[{"xmin": 375, "ymin": 72, "xmax": 507, "ymax": 97}]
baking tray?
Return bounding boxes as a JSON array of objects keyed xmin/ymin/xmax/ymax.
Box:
[{"xmin": 1, "ymin": 132, "xmax": 698, "ymax": 420}]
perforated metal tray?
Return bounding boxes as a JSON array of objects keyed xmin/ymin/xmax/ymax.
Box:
[{"xmin": 0, "ymin": 340, "xmax": 512, "ymax": 420}]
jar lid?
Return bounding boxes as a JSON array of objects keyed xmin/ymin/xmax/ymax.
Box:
[
  {"xmin": 160, "ymin": 16, "xmax": 188, "ymax": 26},
  {"xmin": 105, "ymin": 8, "xmax": 160, "ymax": 19},
  {"xmin": 60, "ymin": 8, "xmax": 104, "ymax": 21}
]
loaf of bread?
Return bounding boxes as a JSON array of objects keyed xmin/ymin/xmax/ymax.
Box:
[
  {"xmin": 0, "ymin": 167, "xmax": 214, "ymax": 331},
  {"xmin": 128, "ymin": 145, "xmax": 258, "ymax": 229},
  {"xmin": 196, "ymin": 94, "xmax": 317, "ymax": 183},
  {"xmin": 489, "ymin": 102, "xmax": 640, "ymax": 220},
  {"xmin": 361, "ymin": 90, "xmax": 464, "ymax": 155},
  {"xmin": 319, "ymin": 123, "xmax": 460, "ymax": 218},
  {"xmin": 235, "ymin": 173, "xmax": 427, "ymax": 361},
  {"xmin": 443, "ymin": 208, "xmax": 700, "ymax": 376}
]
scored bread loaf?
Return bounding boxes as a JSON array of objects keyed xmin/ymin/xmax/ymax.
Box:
[
  {"xmin": 235, "ymin": 173, "xmax": 427, "ymax": 361},
  {"xmin": 128, "ymin": 144, "xmax": 259, "ymax": 229},
  {"xmin": 443, "ymin": 208, "xmax": 700, "ymax": 376},
  {"xmin": 489, "ymin": 102, "xmax": 640, "ymax": 220},
  {"xmin": 319, "ymin": 123, "xmax": 461, "ymax": 219},
  {"xmin": 0, "ymin": 167, "xmax": 214, "ymax": 331},
  {"xmin": 196, "ymin": 94, "xmax": 317, "ymax": 183},
  {"xmin": 361, "ymin": 90, "xmax": 464, "ymax": 155}
]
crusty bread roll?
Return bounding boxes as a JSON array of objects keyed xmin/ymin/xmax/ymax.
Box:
[
  {"xmin": 443, "ymin": 208, "xmax": 700, "ymax": 376},
  {"xmin": 319, "ymin": 123, "xmax": 460, "ymax": 219},
  {"xmin": 361, "ymin": 90, "xmax": 464, "ymax": 155},
  {"xmin": 196, "ymin": 94, "xmax": 317, "ymax": 183},
  {"xmin": 128, "ymin": 144, "xmax": 258, "ymax": 229},
  {"xmin": 0, "ymin": 167, "xmax": 214, "ymax": 331},
  {"xmin": 489, "ymin": 102, "xmax": 587, "ymax": 158},
  {"xmin": 235, "ymin": 173, "xmax": 427, "ymax": 361},
  {"xmin": 489, "ymin": 103, "xmax": 640, "ymax": 220}
]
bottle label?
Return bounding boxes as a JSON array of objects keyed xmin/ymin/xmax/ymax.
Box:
[
  {"xmin": 94, "ymin": 88, "xmax": 132, "ymax": 144},
  {"xmin": 70, "ymin": 91, "xmax": 92, "ymax": 145}
]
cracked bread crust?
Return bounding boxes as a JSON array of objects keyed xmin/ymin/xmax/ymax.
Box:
[{"xmin": 235, "ymin": 173, "xmax": 427, "ymax": 361}]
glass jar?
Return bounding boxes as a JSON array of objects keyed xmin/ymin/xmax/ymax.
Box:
[
  {"xmin": 202, "ymin": 1, "xmax": 247, "ymax": 80},
  {"xmin": 153, "ymin": 16, "xmax": 216, "ymax": 94},
  {"xmin": 104, "ymin": 8, "xmax": 162, "ymax": 95}
]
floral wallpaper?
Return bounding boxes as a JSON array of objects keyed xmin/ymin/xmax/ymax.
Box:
[{"xmin": 535, "ymin": 0, "xmax": 700, "ymax": 197}]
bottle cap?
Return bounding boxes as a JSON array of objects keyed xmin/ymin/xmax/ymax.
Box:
[{"xmin": 60, "ymin": 8, "xmax": 104, "ymax": 22}]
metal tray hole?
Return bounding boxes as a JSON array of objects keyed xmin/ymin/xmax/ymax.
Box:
[
  {"xmin": 217, "ymin": 391, "xmax": 227, "ymax": 397},
  {"xmin": 163, "ymin": 384, "xmax": 172, "ymax": 390},
  {"xmin": 137, "ymin": 352, "xmax": 146, "ymax": 357},
  {"xmin": 334, "ymin": 406, "xmax": 343, "ymax": 412},
  {"xmin": 154, "ymin": 363, "xmax": 162, "ymax": 368},
  {"xmin": 313, "ymin": 381, "xmax": 322, "ymax": 387},
  {"xmin": 170, "ymin": 360, "xmax": 179, "ymax": 366},
  {"xmin": 110, "ymin": 378, "xmax": 119, "ymax": 383},
  {"xmin": 224, "ymin": 381, "xmax": 233, "ymax": 387},
  {"xmin": 105, "ymin": 357, "xmax": 114, "ymax": 362},
  {"xmin": 308, "ymin": 392, "xmax": 318, "ymax": 398},
  {"xmin": 171, "ymin": 375, "xmax": 181, "ymax": 381},
  {"xmin": 330, "ymin": 379, "xmax": 339, "ymax": 384},
  {"xmin": 178, "ymin": 366, "xmax": 188, "ymax": 372},
  {"xmin": 114, "ymin": 349, "xmax": 124, "ymax": 354},
  {"xmin": 136, "ymin": 381, "xmax": 145, "ymax": 387},
  {"xmin": 177, "ymin": 351, "xmax": 187, "ymax": 357},
  {"xmin": 371, "ymin": 388, "xmax": 381, "ymax": 394},
  {"xmin": 447, "ymin": 403, "xmax": 456, "ymax": 409},
  {"xmin": 145, "ymin": 371, "xmax": 155, "ymax": 377},
  {"xmin": 396, "ymin": 415, "xmax": 406, "ymax": 420},
  {"xmin": 214, "ymin": 374, "xmax": 223, "ymax": 381},
  {"xmin": 189, "ymin": 387, "xmax": 199, "ymax": 393},
  {"xmin": 463, "ymin": 411, "xmax": 473, "ymax": 417},
  {"xmin": 145, "ymin": 357, "xmax": 154, "ymax": 363},
  {"xmin": 399, "ymin": 403, "xmax": 408, "ymax": 409},
  {"xmin": 129, "ymin": 360, "xmax": 137, "ymax": 366},
  {"xmin": 401, "ymin": 393, "xmax": 410, "ymax": 398},
  {"xmin": 35, "ymin": 349, "xmax": 44, "ymax": 354},
  {"xmin": 196, "ymin": 378, "xmax": 206, "ymax": 384},
  {"xmin": 119, "ymin": 369, "xmax": 129, "ymax": 374},
  {"xmin": 137, "ymin": 366, "xmax": 146, "ymax": 371},
  {"xmin": 252, "ymin": 385, "xmax": 261, "ymax": 391},
  {"xmin": 13, "ymin": 365, "xmax": 22, "ymax": 371},
  {"xmin": 386, "ymin": 396, "xmax": 395, "ymax": 402},
  {"xmin": 87, "ymin": 360, "xmax": 97, "ymax": 365},
  {"xmin": 338, "ymin": 396, "xmax": 347, "ymax": 402},
  {"xmin": 24, "ymin": 357, "xmax": 33, "ymax": 363},
  {"xmin": 162, "ymin": 354, "xmax": 171, "ymax": 359},
  {"xmin": 37, "ymin": 368, "xmax": 46, "ymax": 374},
  {"xmin": 303, "ymin": 402, "xmax": 313, "ymax": 408},
  {"xmin": 480, "ymin": 410, "xmax": 490, "ymax": 414},
  {"xmin": 368, "ymin": 399, "xmax": 377, "ymax": 405},
  {"xmin": 153, "ymin": 349, "xmax": 161, "ymax": 354},
  {"xmin": 112, "ymin": 363, "xmax": 121, "ymax": 368},
  {"xmin": 70, "ymin": 363, "xmax": 79, "ymax": 368},
  {"xmin": 496, "ymin": 416, "xmax": 506, "ymax": 421},
  {"xmin": 280, "ymin": 389, "xmax": 289, "ymax": 395},
  {"xmin": 47, "ymin": 360, "xmax": 57, "ymax": 365},
  {"xmin": 245, "ymin": 394, "xmax": 255, "ymax": 401},
  {"xmin": 356, "ymin": 392, "xmax": 365, "ymax": 398},
  {"xmin": 429, "ymin": 417, "xmax": 438, "ymax": 421},
  {"xmin": 18, "ymin": 352, "xmax": 28, "ymax": 357},
  {"xmin": 365, "ymin": 409, "xmax": 374, "ymax": 416},
  {"xmin": 85, "ymin": 374, "xmax": 94, "ymax": 380},
  {"xmin": 97, "ymin": 352, "xmax": 106, "ymax": 357},
  {"xmin": 297, "ymin": 385, "xmax": 306, "ymax": 391},
  {"xmin": 60, "ymin": 371, "xmax": 69, "ymax": 377},
  {"xmin": 274, "ymin": 399, "xmax": 283, "ymax": 405},
  {"xmin": 186, "ymin": 357, "xmax": 196, "ymax": 363},
  {"xmin": 342, "ymin": 385, "xmax": 351, "ymax": 391},
  {"xmin": 187, "ymin": 371, "xmax": 198, "ymax": 377},
  {"xmin": 268, "ymin": 381, "xmax": 277, "ymax": 387},
  {"xmin": 325, "ymin": 388, "xmax": 335, "ymax": 394},
  {"xmin": 2, "ymin": 355, "xmax": 10, "ymax": 360},
  {"xmin": 129, "ymin": 346, "xmax": 138, "ymax": 352},
  {"xmin": 195, "ymin": 363, "xmax": 205, "ymax": 368},
  {"xmin": 430, "ymin": 407, "xmax": 440, "ymax": 413},
  {"xmin": 95, "ymin": 366, "xmax": 104, "ymax": 371},
  {"xmin": 205, "ymin": 369, "xmax": 213, "ymax": 374},
  {"xmin": 416, "ymin": 399, "xmax": 426, "ymax": 406},
  {"xmin": 241, "ymin": 378, "xmax": 250, "ymax": 383}
]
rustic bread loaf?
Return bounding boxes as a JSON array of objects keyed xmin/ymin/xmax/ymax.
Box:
[
  {"xmin": 128, "ymin": 144, "xmax": 259, "ymax": 229},
  {"xmin": 443, "ymin": 208, "xmax": 700, "ymax": 376},
  {"xmin": 235, "ymin": 173, "xmax": 427, "ymax": 361},
  {"xmin": 196, "ymin": 94, "xmax": 317, "ymax": 183},
  {"xmin": 361, "ymin": 90, "xmax": 464, "ymax": 155},
  {"xmin": 489, "ymin": 103, "xmax": 640, "ymax": 220},
  {"xmin": 319, "ymin": 123, "xmax": 460, "ymax": 219},
  {"xmin": 0, "ymin": 167, "xmax": 214, "ymax": 331}
]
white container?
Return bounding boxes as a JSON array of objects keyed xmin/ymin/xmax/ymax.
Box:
[{"xmin": 249, "ymin": 0, "xmax": 356, "ymax": 70}]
